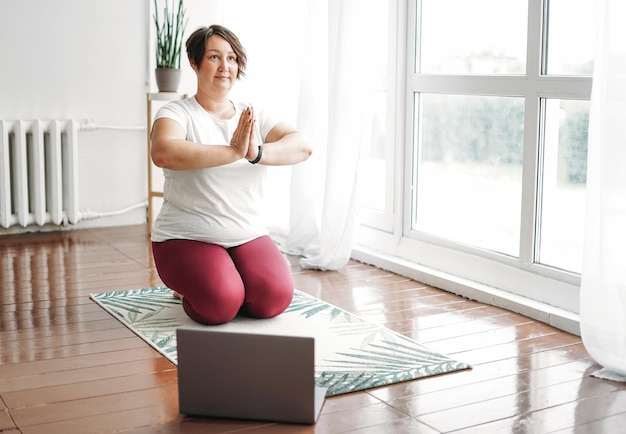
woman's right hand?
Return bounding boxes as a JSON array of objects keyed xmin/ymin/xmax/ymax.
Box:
[{"xmin": 229, "ymin": 107, "xmax": 254, "ymax": 158}]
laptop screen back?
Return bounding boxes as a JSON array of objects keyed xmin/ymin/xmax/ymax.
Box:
[{"xmin": 176, "ymin": 327, "xmax": 325, "ymax": 424}]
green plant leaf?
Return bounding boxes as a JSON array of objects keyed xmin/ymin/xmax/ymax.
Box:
[{"xmin": 153, "ymin": 0, "xmax": 187, "ymax": 68}]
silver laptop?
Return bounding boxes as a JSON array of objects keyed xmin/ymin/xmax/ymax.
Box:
[{"xmin": 176, "ymin": 327, "xmax": 327, "ymax": 424}]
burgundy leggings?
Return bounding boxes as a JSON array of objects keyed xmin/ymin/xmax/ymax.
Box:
[{"xmin": 152, "ymin": 236, "xmax": 294, "ymax": 325}]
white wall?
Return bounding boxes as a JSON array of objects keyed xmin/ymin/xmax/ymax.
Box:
[
  {"xmin": 0, "ymin": 0, "xmax": 304, "ymax": 234},
  {"xmin": 0, "ymin": 0, "xmax": 150, "ymax": 231}
]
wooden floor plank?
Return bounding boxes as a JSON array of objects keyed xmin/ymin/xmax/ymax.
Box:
[
  {"xmin": 3, "ymin": 367, "xmax": 176, "ymax": 409},
  {"xmin": 0, "ymin": 346, "xmax": 162, "ymax": 381},
  {"xmin": 0, "ymin": 336, "xmax": 148, "ymax": 365},
  {"xmin": 0, "ymin": 357, "xmax": 173, "ymax": 393}
]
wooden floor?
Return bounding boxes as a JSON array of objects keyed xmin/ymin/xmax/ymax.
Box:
[{"xmin": 1, "ymin": 225, "xmax": 625, "ymax": 433}]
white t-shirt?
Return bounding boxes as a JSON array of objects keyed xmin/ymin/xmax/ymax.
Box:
[{"xmin": 150, "ymin": 97, "xmax": 279, "ymax": 247}]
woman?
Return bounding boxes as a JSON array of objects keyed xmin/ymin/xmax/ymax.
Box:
[{"xmin": 150, "ymin": 24, "xmax": 313, "ymax": 325}]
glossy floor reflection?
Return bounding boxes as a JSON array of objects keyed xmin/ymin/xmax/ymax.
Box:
[{"xmin": 1, "ymin": 225, "xmax": 625, "ymax": 433}]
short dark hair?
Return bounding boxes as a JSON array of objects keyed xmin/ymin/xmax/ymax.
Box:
[{"xmin": 186, "ymin": 25, "xmax": 247, "ymax": 79}]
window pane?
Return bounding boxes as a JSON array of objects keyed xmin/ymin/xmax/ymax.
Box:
[
  {"xmin": 413, "ymin": 94, "xmax": 525, "ymax": 256},
  {"xmin": 419, "ymin": 0, "xmax": 528, "ymax": 74},
  {"xmin": 537, "ymin": 99, "xmax": 589, "ymax": 272},
  {"xmin": 545, "ymin": 0, "xmax": 595, "ymax": 75}
]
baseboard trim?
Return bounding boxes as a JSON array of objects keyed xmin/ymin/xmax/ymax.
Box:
[{"xmin": 351, "ymin": 246, "xmax": 581, "ymax": 336}]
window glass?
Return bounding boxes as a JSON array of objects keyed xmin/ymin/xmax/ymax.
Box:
[
  {"xmin": 413, "ymin": 93, "xmax": 525, "ymax": 256},
  {"xmin": 537, "ymin": 99, "xmax": 589, "ymax": 272},
  {"xmin": 544, "ymin": 0, "xmax": 595, "ymax": 75},
  {"xmin": 419, "ymin": 0, "xmax": 528, "ymax": 74}
]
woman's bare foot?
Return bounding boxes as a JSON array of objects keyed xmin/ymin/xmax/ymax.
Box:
[{"xmin": 172, "ymin": 290, "xmax": 184, "ymax": 301}]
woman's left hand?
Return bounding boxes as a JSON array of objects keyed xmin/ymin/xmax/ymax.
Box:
[{"xmin": 245, "ymin": 114, "xmax": 262, "ymax": 162}]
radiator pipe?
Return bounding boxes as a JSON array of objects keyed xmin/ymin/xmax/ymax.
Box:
[
  {"xmin": 79, "ymin": 119, "xmax": 145, "ymax": 131},
  {"xmin": 78, "ymin": 201, "xmax": 148, "ymax": 221}
]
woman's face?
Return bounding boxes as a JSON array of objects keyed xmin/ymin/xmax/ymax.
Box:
[{"xmin": 193, "ymin": 35, "xmax": 239, "ymax": 93}]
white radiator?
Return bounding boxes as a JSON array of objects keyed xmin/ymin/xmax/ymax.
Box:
[{"xmin": 0, "ymin": 119, "xmax": 79, "ymax": 229}]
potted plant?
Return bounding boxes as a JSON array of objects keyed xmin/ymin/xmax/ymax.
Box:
[{"xmin": 153, "ymin": 0, "xmax": 187, "ymax": 92}]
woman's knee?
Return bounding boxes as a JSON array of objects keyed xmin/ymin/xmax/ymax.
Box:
[
  {"xmin": 244, "ymin": 281, "xmax": 294, "ymax": 319},
  {"xmin": 229, "ymin": 236, "xmax": 295, "ymax": 319},
  {"xmin": 186, "ymin": 266, "xmax": 246, "ymax": 324},
  {"xmin": 184, "ymin": 298, "xmax": 240, "ymax": 325}
]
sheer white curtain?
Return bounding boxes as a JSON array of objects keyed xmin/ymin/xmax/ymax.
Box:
[
  {"xmin": 286, "ymin": 0, "xmax": 372, "ymax": 270},
  {"xmin": 216, "ymin": 0, "xmax": 375, "ymax": 270},
  {"xmin": 580, "ymin": 0, "xmax": 626, "ymax": 378}
]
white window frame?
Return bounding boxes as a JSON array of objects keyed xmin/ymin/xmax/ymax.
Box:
[
  {"xmin": 357, "ymin": 0, "xmax": 403, "ymax": 233},
  {"xmin": 353, "ymin": 0, "xmax": 591, "ymax": 334}
]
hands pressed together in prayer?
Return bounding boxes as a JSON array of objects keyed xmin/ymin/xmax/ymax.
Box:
[{"xmin": 230, "ymin": 106, "xmax": 261, "ymax": 162}]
